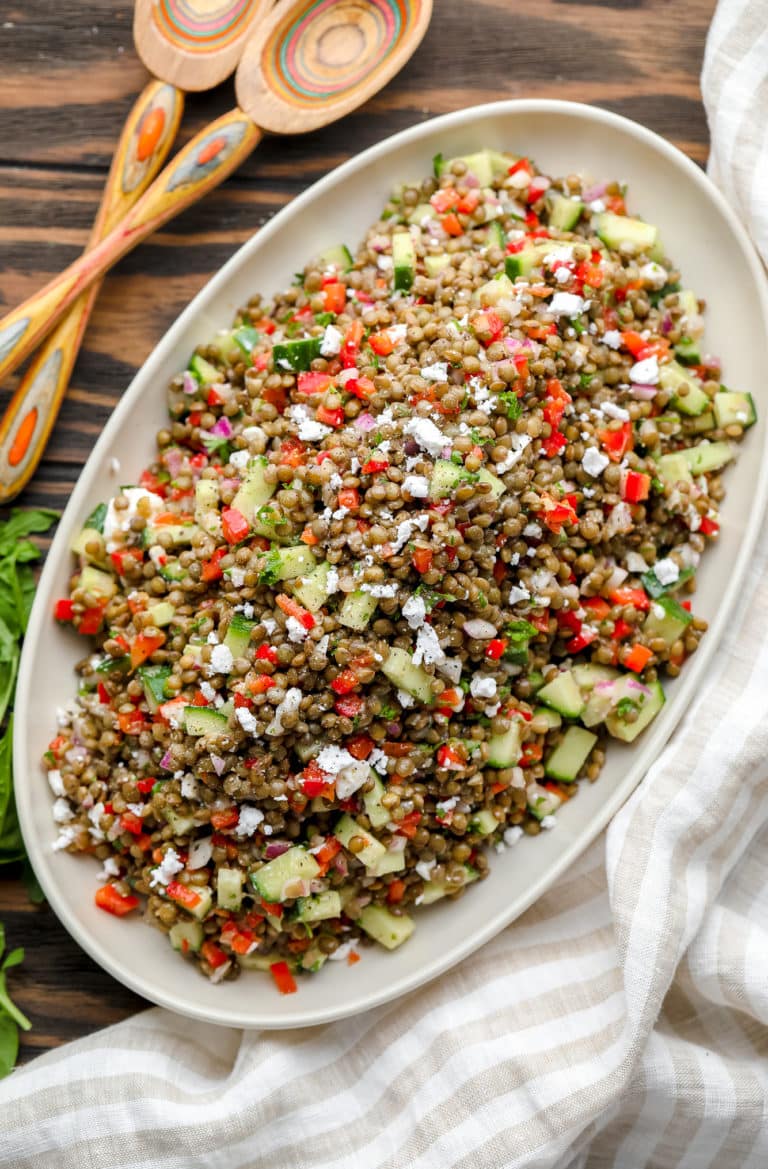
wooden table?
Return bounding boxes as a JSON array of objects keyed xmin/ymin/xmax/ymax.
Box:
[{"xmin": 0, "ymin": 0, "xmax": 716, "ymax": 1065}]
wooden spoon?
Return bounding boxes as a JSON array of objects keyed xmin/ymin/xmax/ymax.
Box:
[
  {"xmin": 0, "ymin": 0, "xmax": 432, "ymax": 432},
  {"xmin": 0, "ymin": 0, "xmax": 269, "ymax": 502}
]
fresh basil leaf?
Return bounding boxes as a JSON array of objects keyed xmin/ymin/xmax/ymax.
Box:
[
  {"xmin": 0, "ymin": 509, "xmax": 58, "ymax": 553},
  {"xmin": 21, "ymin": 861, "xmax": 46, "ymax": 906},
  {"xmin": 0, "ymin": 961, "xmax": 31, "ymax": 1031},
  {"xmin": 0, "ymin": 1013, "xmax": 19, "ymax": 1079},
  {"xmin": 0, "ymin": 631, "xmax": 19, "ymax": 726}
]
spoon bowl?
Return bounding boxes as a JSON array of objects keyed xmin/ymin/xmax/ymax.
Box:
[
  {"xmin": 135, "ymin": 0, "xmax": 267, "ymax": 91},
  {"xmin": 237, "ymin": 0, "xmax": 432, "ymax": 132}
]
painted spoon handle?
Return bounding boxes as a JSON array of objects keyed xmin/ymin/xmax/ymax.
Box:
[
  {"xmin": 0, "ymin": 80, "xmax": 184, "ymax": 502},
  {"xmin": 0, "ymin": 108, "xmax": 262, "ymax": 389}
]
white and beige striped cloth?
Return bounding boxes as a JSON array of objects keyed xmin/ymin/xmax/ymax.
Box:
[{"xmin": 2, "ymin": 5, "xmax": 768, "ymax": 1164}]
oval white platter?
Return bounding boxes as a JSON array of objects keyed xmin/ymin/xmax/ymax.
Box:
[{"xmin": 16, "ymin": 100, "xmax": 768, "ymax": 1029}]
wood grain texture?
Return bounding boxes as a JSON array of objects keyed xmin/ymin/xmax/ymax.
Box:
[{"xmin": 0, "ymin": 0, "xmax": 716, "ymax": 1065}]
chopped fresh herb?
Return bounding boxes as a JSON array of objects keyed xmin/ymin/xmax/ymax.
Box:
[
  {"xmin": 200, "ymin": 432, "xmax": 231, "ymax": 461},
  {"xmin": 292, "ymin": 272, "xmax": 305, "ymax": 287},
  {"xmin": 315, "ymin": 312, "xmax": 336, "ymax": 327},
  {"xmin": 379, "ymin": 704, "xmax": 399, "ymax": 721},
  {"xmin": 432, "ymin": 152, "xmax": 445, "ymax": 179},
  {"xmin": 571, "ymin": 319, "xmax": 585, "ymax": 337},
  {"xmin": 498, "ymin": 392, "xmax": 523, "ymax": 421},
  {"xmin": 651, "ymin": 477, "xmax": 665, "ymax": 494},
  {"xmin": 641, "ymin": 566, "xmax": 694, "ymax": 598},
  {"xmin": 503, "ymin": 619, "xmax": 538, "ymax": 665},
  {"xmin": 579, "ymin": 373, "xmax": 594, "ymax": 389},
  {"xmin": 615, "ymin": 697, "xmax": 638, "ymax": 718},
  {"xmin": 258, "ymin": 549, "xmax": 283, "ymax": 587},
  {"xmin": 84, "ymin": 502, "xmax": 107, "ymax": 533}
]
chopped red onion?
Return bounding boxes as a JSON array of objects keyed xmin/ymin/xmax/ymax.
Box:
[
  {"xmin": 182, "ymin": 371, "xmax": 197, "ymax": 395},
  {"xmin": 265, "ymin": 840, "xmax": 292, "ymax": 860},
  {"xmin": 463, "ymin": 171, "xmax": 480, "ymax": 188},
  {"xmin": 385, "ymin": 721, "xmax": 402, "ymax": 737},
  {"xmin": 604, "ymin": 565, "xmax": 628, "ymax": 592},
  {"xmin": 220, "ymin": 477, "xmax": 240, "ymax": 494},
  {"xmin": 703, "ymin": 354, "xmax": 722, "ymax": 371},
  {"xmin": 210, "ymin": 416, "xmax": 233, "ymax": 439},
  {"xmin": 188, "ymin": 836, "xmax": 213, "ymax": 870},
  {"xmin": 162, "ymin": 447, "xmax": 184, "ymax": 478},
  {"xmin": 388, "ymin": 835, "xmax": 407, "ymax": 853},
  {"xmin": 463, "ymin": 618, "xmax": 498, "ymax": 639},
  {"xmin": 333, "ymin": 852, "xmax": 349, "ymax": 876},
  {"xmin": 582, "ymin": 181, "xmax": 608, "ymax": 202},
  {"xmin": 339, "ymin": 368, "xmax": 360, "ymax": 387},
  {"xmin": 354, "ymin": 412, "xmax": 376, "ymax": 431},
  {"xmin": 630, "ymin": 384, "xmax": 658, "ymax": 400},
  {"xmin": 626, "ymin": 679, "xmax": 652, "ymax": 696},
  {"xmin": 661, "ymin": 313, "xmax": 673, "ymax": 335},
  {"xmin": 210, "ymin": 754, "xmax": 226, "ymax": 777},
  {"xmin": 160, "ymin": 750, "xmax": 174, "ymax": 771}
]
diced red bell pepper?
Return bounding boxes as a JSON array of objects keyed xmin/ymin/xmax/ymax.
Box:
[
  {"xmin": 436, "ymin": 744, "xmax": 467, "ymax": 770},
  {"xmin": 581, "ymin": 597, "xmax": 611, "ymax": 621},
  {"xmin": 472, "ymin": 310, "xmax": 505, "ymax": 343},
  {"xmin": 331, "ymin": 668, "xmax": 361, "ymax": 696},
  {"xmin": 412, "ymin": 547, "xmax": 433, "ymax": 574},
  {"xmin": 368, "ymin": 330, "xmax": 395, "ymax": 356},
  {"xmin": 538, "ymin": 493, "xmax": 578, "ymax": 534},
  {"xmin": 441, "ymin": 212, "xmax": 463, "ymax": 236},
  {"xmin": 526, "ymin": 176, "xmax": 550, "ymax": 203},
  {"xmin": 117, "ymin": 709, "xmax": 147, "ymax": 735},
  {"xmin": 78, "ymin": 606, "xmax": 106, "ymax": 636},
  {"xmin": 221, "ymin": 507, "xmax": 250, "ymax": 545},
  {"xmin": 297, "ymin": 371, "xmax": 333, "ymax": 395},
  {"xmin": 611, "ymin": 618, "xmax": 633, "ymax": 641},
  {"xmin": 519, "ymin": 741, "xmax": 544, "ymax": 767},
  {"xmin": 485, "ymin": 637, "xmax": 507, "ymax": 660},
  {"xmin": 314, "ymin": 837, "xmax": 342, "ymax": 876},
  {"xmin": 270, "ymin": 961, "xmax": 297, "ymax": 995},
  {"xmin": 457, "ymin": 190, "xmax": 481, "ymax": 214},
  {"xmin": 334, "ymin": 693, "xmax": 365, "ymax": 718},
  {"xmin": 210, "ymin": 807, "xmax": 239, "ymax": 831},
  {"xmin": 256, "ymin": 644, "xmax": 279, "ymax": 664},
  {"xmin": 301, "ymin": 760, "xmax": 335, "ymax": 799},
  {"xmin": 166, "ymin": 882, "xmax": 202, "ymax": 911},
  {"xmin": 430, "ymin": 187, "xmax": 459, "ymax": 213},
  {"xmin": 54, "ymin": 598, "xmax": 75, "ymax": 622},
  {"xmin": 508, "ymin": 158, "xmax": 532, "ymax": 176},
  {"xmin": 387, "ymin": 879, "xmax": 406, "ymax": 904},
  {"xmin": 624, "ymin": 643, "xmax": 653, "ymax": 673},
  {"xmin": 249, "ymin": 675, "xmax": 276, "ymax": 695},
  {"xmin": 337, "ymin": 487, "xmax": 360, "ymax": 511},
  {"xmin": 700, "ymin": 516, "xmax": 720, "ymax": 536},
  {"xmin": 341, "ymin": 320, "xmax": 363, "ymax": 368},
  {"xmin": 130, "ymin": 631, "xmax": 166, "ymax": 670},
  {"xmin": 316, "ymin": 403, "xmax": 345, "ymax": 428},
  {"xmin": 598, "ymin": 421, "xmax": 633, "ymax": 462},
  {"xmin": 622, "ymin": 470, "xmax": 651, "ymax": 503},
  {"xmin": 201, "ymin": 940, "xmax": 229, "ymax": 969},
  {"xmin": 201, "ymin": 546, "xmax": 227, "ymax": 582},
  {"xmin": 95, "ymin": 884, "xmax": 139, "ymax": 917},
  {"xmin": 395, "ymin": 810, "xmax": 423, "ymax": 838},
  {"xmin": 323, "ymin": 281, "xmax": 346, "ymax": 314},
  {"xmin": 605, "ymin": 193, "xmax": 627, "ymax": 215},
  {"xmin": 620, "ymin": 330, "xmax": 647, "ymax": 357},
  {"xmin": 275, "ymin": 594, "xmax": 315, "ymax": 629},
  {"xmin": 136, "ymin": 777, "xmax": 156, "ymax": 794},
  {"xmin": 609, "ymin": 587, "xmax": 650, "ymax": 611},
  {"xmin": 97, "ymin": 681, "xmax": 111, "ymax": 706},
  {"xmin": 542, "ymin": 432, "xmax": 567, "ymax": 458},
  {"xmin": 301, "ymin": 526, "xmax": 319, "ymax": 545},
  {"xmin": 530, "ymin": 609, "xmax": 551, "ymax": 633},
  {"xmin": 277, "ymin": 437, "xmax": 307, "ymax": 468},
  {"xmin": 346, "ymin": 734, "xmax": 374, "ymax": 760},
  {"xmin": 361, "ymin": 459, "xmax": 389, "ymax": 475},
  {"xmin": 557, "ymin": 609, "xmax": 583, "ymax": 635},
  {"xmin": 110, "ymin": 546, "xmax": 144, "ymax": 576},
  {"xmin": 565, "ymin": 628, "xmax": 597, "ymax": 654},
  {"xmin": 345, "ymin": 376, "xmax": 376, "ymax": 401},
  {"xmin": 120, "ymin": 811, "xmax": 145, "ymax": 836}
]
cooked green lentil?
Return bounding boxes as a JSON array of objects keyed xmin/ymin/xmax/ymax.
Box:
[{"xmin": 47, "ymin": 148, "xmax": 753, "ymax": 988}]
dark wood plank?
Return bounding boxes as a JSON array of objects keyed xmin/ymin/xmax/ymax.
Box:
[{"xmin": 0, "ymin": 0, "xmax": 717, "ymax": 1064}]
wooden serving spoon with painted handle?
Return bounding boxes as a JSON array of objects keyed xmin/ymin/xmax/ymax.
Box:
[
  {"xmin": 0, "ymin": 0, "xmax": 269, "ymax": 502},
  {"xmin": 0, "ymin": 0, "xmax": 432, "ymax": 396}
]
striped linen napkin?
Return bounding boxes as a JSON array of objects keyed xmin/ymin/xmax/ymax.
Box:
[{"xmin": 3, "ymin": 11, "xmax": 768, "ymax": 1166}]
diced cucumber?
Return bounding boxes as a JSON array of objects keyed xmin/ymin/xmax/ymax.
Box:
[
  {"xmin": 381, "ymin": 647, "xmax": 435, "ymax": 704},
  {"xmin": 183, "ymin": 707, "xmax": 229, "ymax": 736},
  {"xmin": 486, "ymin": 720, "xmax": 522, "ymax": 768},
  {"xmin": 392, "ymin": 231, "xmax": 416, "ymax": 292},
  {"xmin": 79, "ymin": 564, "xmax": 117, "ymax": 601},
  {"xmin": 231, "ymin": 456, "xmax": 276, "ymax": 522},
  {"xmin": 188, "ymin": 354, "xmax": 221, "ymax": 386},
  {"xmin": 505, "ymin": 244, "xmax": 550, "ymax": 279},
  {"xmin": 159, "ymin": 558, "xmax": 187, "ymax": 583},
  {"xmin": 572, "ymin": 663, "xmax": 621, "ymax": 727},
  {"xmin": 333, "ymin": 814, "xmax": 386, "ymax": 869},
  {"xmin": 366, "ymin": 847, "xmax": 406, "ymax": 877},
  {"xmin": 358, "ymin": 904, "xmax": 415, "ymax": 951},
  {"xmin": 169, "ymin": 921, "xmax": 204, "ymax": 953},
  {"xmin": 216, "ymin": 867, "xmax": 244, "ymax": 911},
  {"xmin": 194, "ymin": 478, "xmax": 221, "ymax": 538},
  {"xmin": 167, "ymin": 884, "xmax": 213, "ymax": 921},
  {"xmin": 272, "ymin": 337, "xmax": 323, "ymax": 371},
  {"xmin": 656, "ymin": 452, "xmax": 693, "ymax": 487},
  {"xmin": 223, "ymin": 613, "xmax": 256, "ymax": 659},
  {"xmin": 147, "ymin": 601, "xmax": 176, "ymax": 628},
  {"xmin": 446, "ymin": 149, "xmax": 510, "ymax": 187},
  {"xmin": 210, "ymin": 329, "xmax": 242, "ymax": 365},
  {"xmin": 164, "ymin": 807, "xmax": 197, "ymax": 836},
  {"xmin": 689, "ymin": 411, "xmax": 715, "ymax": 434},
  {"xmin": 469, "ymin": 808, "xmax": 499, "ymax": 835},
  {"xmin": 295, "ymin": 890, "xmax": 342, "ymax": 922},
  {"xmin": 424, "ymin": 253, "xmax": 451, "ymax": 277},
  {"xmin": 594, "ymin": 211, "xmax": 658, "ymax": 253},
  {"xmin": 429, "ymin": 458, "xmax": 475, "ymax": 499},
  {"xmin": 269, "ymin": 544, "xmax": 316, "ymax": 582},
  {"xmin": 571, "ymin": 663, "xmax": 619, "ymax": 690},
  {"xmin": 292, "ymin": 561, "xmax": 331, "ymax": 612},
  {"xmin": 527, "ymin": 783, "xmax": 564, "ymax": 820},
  {"xmin": 533, "ymin": 705, "xmax": 562, "ymax": 731},
  {"xmin": 421, "ymin": 865, "xmax": 479, "ymax": 904},
  {"xmin": 547, "ymin": 192, "xmax": 584, "ymax": 231},
  {"xmin": 143, "ymin": 523, "xmax": 195, "ymax": 548},
  {"xmin": 408, "ymin": 203, "xmax": 435, "ymax": 227},
  {"xmin": 605, "ymin": 679, "xmax": 665, "ymax": 742},
  {"xmin": 545, "ymin": 726, "xmax": 597, "ymax": 782},
  {"xmin": 683, "ymin": 440, "xmax": 734, "ymax": 475},
  {"xmin": 641, "ymin": 566, "xmax": 693, "ymax": 599},
  {"xmin": 315, "ymin": 243, "xmax": 353, "ymax": 272},
  {"xmin": 251, "ymin": 504, "xmax": 292, "ymax": 543},
  {"xmin": 659, "ymin": 362, "xmax": 710, "ymax": 416},
  {"xmin": 300, "ymin": 946, "xmax": 329, "ymax": 973},
  {"xmin": 674, "ymin": 338, "xmax": 701, "ymax": 365},
  {"xmin": 643, "ymin": 596, "xmax": 692, "ymax": 646},
  {"xmin": 537, "ymin": 670, "xmax": 585, "ymax": 719},
  {"xmin": 251, "ymin": 847, "xmax": 320, "ymax": 902},
  {"xmin": 338, "ymin": 590, "xmax": 378, "ymax": 631},
  {"xmin": 363, "ymin": 773, "xmax": 390, "ymax": 828},
  {"xmin": 138, "ymin": 664, "xmax": 171, "ymax": 713},
  {"xmin": 238, "ymin": 952, "xmax": 274, "ymax": 971},
  {"xmin": 713, "ymin": 391, "xmax": 756, "ymax": 430},
  {"xmin": 233, "ymin": 324, "xmax": 261, "ymax": 357},
  {"xmin": 678, "ymin": 289, "xmax": 703, "ymax": 335},
  {"xmin": 477, "ymin": 272, "xmax": 516, "ymax": 305},
  {"xmin": 487, "ymin": 220, "xmax": 506, "ymax": 250},
  {"xmin": 476, "ymin": 466, "xmax": 506, "ymax": 499},
  {"xmin": 70, "ymin": 527, "xmax": 108, "ymax": 567}
]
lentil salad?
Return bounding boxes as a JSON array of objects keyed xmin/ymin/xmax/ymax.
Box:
[{"xmin": 46, "ymin": 147, "xmax": 755, "ymax": 991}]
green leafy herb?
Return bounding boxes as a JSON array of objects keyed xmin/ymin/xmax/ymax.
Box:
[
  {"xmin": 641, "ymin": 566, "xmax": 694, "ymax": 599},
  {"xmin": 579, "ymin": 373, "xmax": 595, "ymax": 389},
  {"xmin": 84, "ymin": 502, "xmax": 107, "ymax": 533},
  {"xmin": 651, "ymin": 477, "xmax": 665, "ymax": 495},
  {"xmin": 199, "ymin": 432, "xmax": 231, "ymax": 461},
  {"xmin": 615, "ymin": 697, "xmax": 638, "ymax": 719},
  {"xmin": 432, "ymin": 152, "xmax": 445, "ymax": 179},
  {"xmin": 315, "ymin": 312, "xmax": 336, "ymax": 327},
  {"xmin": 498, "ymin": 392, "xmax": 523, "ymax": 421},
  {"xmin": 0, "ymin": 924, "xmax": 31, "ymax": 1078},
  {"xmin": 649, "ymin": 280, "xmax": 681, "ymax": 307},
  {"xmin": 571, "ymin": 318, "xmax": 585, "ymax": 337},
  {"xmin": 379, "ymin": 704, "xmax": 399, "ymax": 721},
  {"xmin": 414, "ymin": 584, "xmax": 456, "ymax": 612},
  {"xmin": 503, "ymin": 619, "xmax": 538, "ymax": 665},
  {"xmin": 258, "ymin": 548, "xmax": 283, "ymax": 587}
]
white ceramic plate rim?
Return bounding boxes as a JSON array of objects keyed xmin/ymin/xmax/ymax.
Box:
[{"xmin": 16, "ymin": 99, "xmax": 768, "ymax": 1028}]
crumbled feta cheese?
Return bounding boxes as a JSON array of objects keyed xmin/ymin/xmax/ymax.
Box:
[
  {"xmin": 328, "ymin": 940, "xmax": 357, "ymax": 962},
  {"xmin": 582, "ymin": 447, "xmax": 610, "ymax": 477},
  {"xmin": 315, "ymin": 745, "xmax": 356, "ymax": 774},
  {"xmin": 234, "ymin": 805, "xmax": 264, "ymax": 837},
  {"xmin": 200, "ymin": 681, "xmax": 216, "ymax": 702},
  {"xmin": 549, "ymin": 292, "xmax": 585, "ymax": 317},
  {"xmin": 229, "ymin": 449, "xmax": 250, "ymax": 470},
  {"xmin": 396, "ymin": 689, "xmax": 414, "ymax": 708},
  {"xmin": 420, "ymin": 361, "xmax": 448, "ymax": 382},
  {"xmin": 181, "ymin": 775, "xmax": 199, "ymax": 799},
  {"xmin": 150, "ymin": 848, "xmax": 184, "ymax": 888},
  {"xmin": 625, "ymin": 551, "xmax": 650, "ymax": 573},
  {"xmin": 325, "ymin": 567, "xmax": 340, "ymax": 595},
  {"xmin": 368, "ymin": 746, "xmax": 390, "ymax": 775},
  {"xmin": 437, "ymin": 656, "xmax": 463, "ymax": 684},
  {"xmin": 99, "ymin": 856, "xmax": 122, "ymax": 880},
  {"xmin": 412, "ymin": 623, "xmax": 444, "ymax": 667},
  {"xmin": 507, "ymin": 584, "xmax": 531, "ymax": 604},
  {"xmin": 388, "ymin": 324, "xmax": 408, "ymax": 344},
  {"xmin": 242, "ymin": 425, "xmax": 267, "ymax": 445},
  {"xmin": 601, "ymin": 401, "xmax": 630, "ymax": 422},
  {"xmin": 653, "ymin": 558, "xmax": 679, "ymax": 585},
  {"xmin": 288, "ymin": 403, "xmax": 332, "ymax": 442},
  {"xmin": 629, "ymin": 355, "xmax": 659, "ymax": 384},
  {"xmin": 265, "ymin": 687, "xmax": 302, "ymax": 737},
  {"xmin": 604, "ymin": 502, "xmax": 634, "ymax": 537},
  {"xmin": 360, "ymin": 582, "xmax": 398, "ymax": 599},
  {"xmin": 415, "ymin": 858, "xmax": 437, "ymax": 882},
  {"xmin": 554, "ymin": 266, "xmax": 572, "ymax": 284},
  {"xmin": 236, "ymin": 706, "xmax": 258, "ymax": 735},
  {"xmin": 603, "ymin": 329, "xmax": 622, "ymax": 350},
  {"xmin": 470, "ymin": 676, "xmax": 497, "ymax": 700},
  {"xmin": 47, "ymin": 769, "xmax": 65, "ymax": 797},
  {"xmin": 523, "ymin": 522, "xmax": 542, "ymax": 540},
  {"xmin": 391, "ymin": 512, "xmax": 429, "ymax": 553},
  {"xmin": 286, "ymin": 616, "xmax": 309, "ymax": 643},
  {"xmin": 329, "ymin": 472, "xmax": 343, "ymax": 491},
  {"xmin": 503, "ymin": 826, "xmax": 524, "ymax": 846},
  {"xmin": 677, "ymin": 544, "xmax": 700, "ymax": 569},
  {"xmin": 102, "ymin": 487, "xmax": 164, "ymax": 553},
  {"xmin": 208, "ymin": 643, "xmax": 233, "ymax": 675},
  {"xmin": 402, "ymin": 594, "xmax": 427, "ymax": 629},
  {"xmin": 335, "ymin": 759, "xmax": 370, "ymax": 799},
  {"xmin": 227, "ymin": 566, "xmax": 246, "ymax": 588},
  {"xmin": 52, "ymin": 798, "xmax": 74, "ymax": 824},
  {"xmin": 540, "ymin": 815, "xmax": 557, "ymax": 830},
  {"xmin": 402, "ymin": 474, "xmax": 430, "ymax": 498},
  {"xmin": 404, "ymin": 416, "xmax": 451, "ymax": 458},
  {"xmin": 639, "ymin": 261, "xmax": 668, "ymax": 289},
  {"xmin": 319, "ymin": 323, "xmax": 343, "ymax": 356},
  {"xmin": 588, "ymin": 198, "xmax": 606, "ymax": 213},
  {"xmin": 495, "ymin": 432, "xmax": 532, "ymax": 473},
  {"xmin": 544, "ymin": 245, "xmax": 574, "ymax": 266},
  {"xmin": 53, "ymin": 826, "xmax": 79, "ymax": 852}
]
